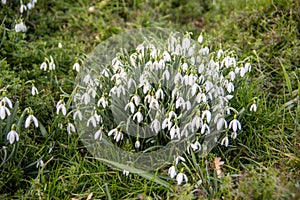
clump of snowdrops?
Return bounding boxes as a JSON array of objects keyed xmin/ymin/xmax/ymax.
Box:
[{"xmin": 72, "ymin": 30, "xmax": 256, "ymax": 185}]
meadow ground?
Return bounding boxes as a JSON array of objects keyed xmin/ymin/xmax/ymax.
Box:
[{"xmin": 0, "ymin": 0, "xmax": 299, "ymax": 199}]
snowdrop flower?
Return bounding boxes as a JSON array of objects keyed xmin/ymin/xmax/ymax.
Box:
[
  {"xmin": 67, "ymin": 123, "xmax": 76, "ymax": 134},
  {"xmin": 15, "ymin": 21, "xmax": 27, "ymax": 33},
  {"xmin": 175, "ymin": 96, "xmax": 185, "ymax": 109},
  {"xmin": 245, "ymin": 62, "xmax": 251, "ymax": 72},
  {"xmin": 36, "ymin": 159, "xmax": 44, "ymax": 168},
  {"xmin": 191, "ymin": 114, "xmax": 202, "ymax": 132},
  {"xmin": 163, "ymin": 50, "xmax": 171, "ymax": 62},
  {"xmin": 56, "ymin": 100, "xmax": 67, "ymax": 115},
  {"xmin": 133, "ymin": 110, "xmax": 143, "ymax": 123},
  {"xmin": 0, "ymin": 102, "xmax": 11, "ymax": 120},
  {"xmin": 2, "ymin": 96, "xmax": 12, "ymax": 109},
  {"xmin": 7, "ymin": 127, "xmax": 19, "ymax": 144},
  {"xmin": 170, "ymin": 124, "xmax": 180, "ymax": 140},
  {"xmin": 131, "ymin": 94, "xmax": 140, "ymax": 106},
  {"xmin": 149, "ymin": 98, "xmax": 159, "ymax": 110},
  {"xmin": 197, "ymin": 34, "xmax": 203, "ymax": 43},
  {"xmin": 168, "ymin": 165, "xmax": 177, "ymax": 179},
  {"xmin": 162, "ymin": 69, "xmax": 170, "ymax": 80},
  {"xmin": 114, "ymin": 131, "xmax": 123, "ymax": 142},
  {"xmin": 201, "ymin": 122, "xmax": 210, "ymax": 134},
  {"xmin": 40, "ymin": 61, "xmax": 47, "ymax": 71},
  {"xmin": 215, "ymin": 114, "xmax": 228, "ymax": 130},
  {"xmin": 20, "ymin": 4, "xmax": 27, "ymax": 13},
  {"xmin": 226, "ymin": 82, "xmax": 234, "ymax": 93},
  {"xmin": 221, "ymin": 136, "xmax": 229, "ymax": 147},
  {"xmin": 31, "ymin": 85, "xmax": 38, "ymax": 96},
  {"xmin": 25, "ymin": 112, "xmax": 39, "ymax": 128},
  {"xmin": 250, "ymin": 101, "xmax": 257, "ymax": 112},
  {"xmin": 58, "ymin": 42, "xmax": 62, "ymax": 48},
  {"xmin": 108, "ymin": 128, "xmax": 123, "ymax": 142},
  {"xmin": 202, "ymin": 108, "xmax": 211, "ymax": 123},
  {"xmin": 87, "ymin": 112, "xmax": 101, "ymax": 127},
  {"xmin": 181, "ymin": 62, "xmax": 188, "ymax": 72},
  {"xmin": 97, "ymin": 96, "xmax": 108, "ymax": 108},
  {"xmin": 156, "ymin": 87, "xmax": 164, "ymax": 100},
  {"xmin": 150, "ymin": 118, "xmax": 161, "ymax": 133},
  {"xmin": 73, "ymin": 109, "xmax": 82, "ymax": 121},
  {"xmin": 73, "ymin": 62, "xmax": 80, "ymax": 72},
  {"xmin": 229, "ymin": 115, "xmax": 241, "ymax": 132},
  {"xmin": 175, "ymin": 155, "xmax": 186, "ymax": 165},
  {"xmin": 49, "ymin": 56, "xmax": 55, "ymax": 70},
  {"xmin": 176, "ymin": 172, "xmax": 188, "ymax": 185},
  {"xmin": 94, "ymin": 129, "xmax": 103, "ymax": 140},
  {"xmin": 231, "ymin": 131, "xmax": 237, "ymax": 139},
  {"xmin": 2, "ymin": 0, "xmax": 6, "ymax": 5},
  {"xmin": 82, "ymin": 93, "xmax": 91, "ymax": 105},
  {"xmin": 190, "ymin": 140, "xmax": 201, "ymax": 151},
  {"xmin": 135, "ymin": 140, "xmax": 140, "ymax": 148},
  {"xmin": 123, "ymin": 169, "xmax": 129, "ymax": 176},
  {"xmin": 125, "ymin": 101, "xmax": 135, "ymax": 114}
]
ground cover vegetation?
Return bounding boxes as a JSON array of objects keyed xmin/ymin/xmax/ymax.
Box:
[{"xmin": 0, "ymin": 0, "xmax": 299, "ymax": 199}]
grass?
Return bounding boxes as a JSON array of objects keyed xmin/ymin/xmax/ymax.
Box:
[{"xmin": 0, "ymin": 0, "xmax": 299, "ymax": 199}]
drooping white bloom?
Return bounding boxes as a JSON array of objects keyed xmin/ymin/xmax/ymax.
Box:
[
  {"xmin": 149, "ymin": 98, "xmax": 159, "ymax": 110},
  {"xmin": 15, "ymin": 21, "xmax": 27, "ymax": 32},
  {"xmin": 250, "ymin": 103, "xmax": 257, "ymax": 112},
  {"xmin": 31, "ymin": 86, "xmax": 39, "ymax": 96},
  {"xmin": 73, "ymin": 62, "xmax": 80, "ymax": 72},
  {"xmin": 25, "ymin": 114, "xmax": 39, "ymax": 128},
  {"xmin": 133, "ymin": 111, "xmax": 143, "ymax": 123},
  {"xmin": 20, "ymin": 4, "xmax": 27, "ymax": 13},
  {"xmin": 2, "ymin": 97, "xmax": 12, "ymax": 108},
  {"xmin": 170, "ymin": 124, "xmax": 180, "ymax": 140},
  {"xmin": 191, "ymin": 140, "xmax": 201, "ymax": 151},
  {"xmin": 40, "ymin": 61, "xmax": 47, "ymax": 71},
  {"xmin": 231, "ymin": 131, "xmax": 237, "ymax": 139},
  {"xmin": 56, "ymin": 100, "xmax": 67, "ymax": 115},
  {"xmin": 176, "ymin": 172, "xmax": 188, "ymax": 185},
  {"xmin": 125, "ymin": 101, "xmax": 135, "ymax": 114},
  {"xmin": 181, "ymin": 62, "xmax": 188, "ymax": 72},
  {"xmin": 221, "ymin": 136, "xmax": 229, "ymax": 147},
  {"xmin": 1, "ymin": 0, "xmax": 6, "ymax": 5},
  {"xmin": 168, "ymin": 165, "xmax": 177, "ymax": 179},
  {"xmin": 131, "ymin": 94, "xmax": 140, "ymax": 106},
  {"xmin": 197, "ymin": 35, "xmax": 203, "ymax": 43},
  {"xmin": 73, "ymin": 109, "xmax": 82, "ymax": 121},
  {"xmin": 201, "ymin": 123, "xmax": 210, "ymax": 134},
  {"xmin": 175, "ymin": 155, "xmax": 186, "ymax": 165},
  {"xmin": 49, "ymin": 56, "xmax": 55, "ymax": 70},
  {"xmin": 58, "ymin": 42, "xmax": 62, "ymax": 48},
  {"xmin": 82, "ymin": 93, "xmax": 91, "ymax": 105},
  {"xmin": 135, "ymin": 140, "xmax": 140, "ymax": 148},
  {"xmin": 94, "ymin": 129, "xmax": 103, "ymax": 140},
  {"xmin": 202, "ymin": 109, "xmax": 212, "ymax": 123},
  {"xmin": 155, "ymin": 88, "xmax": 164, "ymax": 101},
  {"xmin": 191, "ymin": 114, "xmax": 202, "ymax": 132},
  {"xmin": 123, "ymin": 169, "xmax": 129, "ymax": 176},
  {"xmin": 7, "ymin": 129, "xmax": 19, "ymax": 144},
  {"xmin": 216, "ymin": 117, "xmax": 228, "ymax": 130},
  {"xmin": 97, "ymin": 96, "xmax": 108, "ymax": 108},
  {"xmin": 229, "ymin": 117, "xmax": 241, "ymax": 132},
  {"xmin": 67, "ymin": 123, "xmax": 76, "ymax": 134},
  {"xmin": 162, "ymin": 69, "xmax": 170, "ymax": 80},
  {"xmin": 175, "ymin": 96, "xmax": 185, "ymax": 109},
  {"xmin": 226, "ymin": 82, "xmax": 234, "ymax": 93},
  {"xmin": 163, "ymin": 50, "xmax": 171, "ymax": 62},
  {"xmin": 162, "ymin": 117, "xmax": 172, "ymax": 130},
  {"xmin": 0, "ymin": 103, "xmax": 10, "ymax": 120},
  {"xmin": 114, "ymin": 131, "xmax": 123, "ymax": 142},
  {"xmin": 150, "ymin": 118, "xmax": 161, "ymax": 133},
  {"xmin": 36, "ymin": 160, "xmax": 44, "ymax": 168}
]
